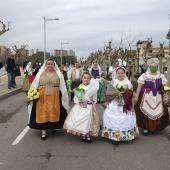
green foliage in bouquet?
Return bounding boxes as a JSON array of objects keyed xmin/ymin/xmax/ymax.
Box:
[
  {"xmin": 73, "ymin": 86, "xmax": 85, "ymax": 99},
  {"xmin": 66, "ymin": 79, "xmax": 72, "ymax": 92}
]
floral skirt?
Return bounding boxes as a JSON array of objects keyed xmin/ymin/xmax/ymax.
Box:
[
  {"xmin": 64, "ymin": 105, "xmax": 100, "ymax": 137},
  {"xmin": 101, "ymin": 126, "xmax": 139, "ymax": 141}
]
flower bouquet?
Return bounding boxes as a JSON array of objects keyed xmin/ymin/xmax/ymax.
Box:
[
  {"xmin": 66, "ymin": 79, "xmax": 72, "ymax": 92},
  {"xmin": 163, "ymin": 86, "xmax": 170, "ymax": 93},
  {"xmin": 98, "ymin": 78, "xmax": 104, "ymax": 85},
  {"xmin": 27, "ymin": 88, "xmax": 40, "ymax": 104},
  {"xmin": 163, "ymin": 86, "xmax": 170, "ymax": 107},
  {"xmin": 73, "ymin": 86, "xmax": 85, "ymax": 100},
  {"xmin": 112, "ymin": 84, "xmax": 127, "ymax": 106}
]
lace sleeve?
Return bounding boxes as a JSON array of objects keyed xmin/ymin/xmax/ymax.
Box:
[{"xmin": 137, "ymin": 74, "xmax": 145, "ymax": 84}]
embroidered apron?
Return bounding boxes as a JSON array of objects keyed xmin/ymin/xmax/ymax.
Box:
[{"xmin": 140, "ymin": 78, "xmax": 163, "ymax": 120}]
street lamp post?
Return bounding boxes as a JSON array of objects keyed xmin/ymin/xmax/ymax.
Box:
[
  {"xmin": 60, "ymin": 42, "xmax": 69, "ymax": 65},
  {"xmin": 44, "ymin": 16, "xmax": 59, "ymax": 62}
]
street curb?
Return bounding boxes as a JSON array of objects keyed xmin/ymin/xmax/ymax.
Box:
[{"xmin": 0, "ymin": 88, "xmax": 22, "ymax": 101}]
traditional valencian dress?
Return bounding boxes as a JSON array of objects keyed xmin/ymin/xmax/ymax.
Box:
[
  {"xmin": 134, "ymin": 72, "xmax": 169, "ymax": 131},
  {"xmin": 101, "ymin": 79, "xmax": 139, "ymax": 141},
  {"xmin": 89, "ymin": 67, "xmax": 107, "ymax": 102},
  {"xmin": 28, "ymin": 71, "xmax": 68, "ymax": 130},
  {"xmin": 22, "ymin": 63, "xmax": 35, "ymax": 91},
  {"xmin": 64, "ymin": 83, "xmax": 100, "ymax": 137}
]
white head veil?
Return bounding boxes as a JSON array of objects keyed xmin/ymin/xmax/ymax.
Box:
[
  {"xmin": 114, "ymin": 66, "xmax": 128, "ymax": 80},
  {"xmin": 26, "ymin": 62, "xmax": 31, "ymax": 70},
  {"xmin": 30, "ymin": 59, "xmax": 59, "ymax": 89},
  {"xmin": 146, "ymin": 58, "xmax": 160, "ymax": 74},
  {"xmin": 89, "ymin": 60, "xmax": 102, "ymax": 77},
  {"xmin": 28, "ymin": 59, "xmax": 69, "ymax": 123}
]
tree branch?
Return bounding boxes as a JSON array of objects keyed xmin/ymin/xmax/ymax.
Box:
[{"xmin": 0, "ymin": 20, "xmax": 11, "ymax": 35}]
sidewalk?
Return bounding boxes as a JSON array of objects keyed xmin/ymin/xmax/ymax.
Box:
[{"xmin": 0, "ymin": 69, "xmax": 25, "ymax": 100}]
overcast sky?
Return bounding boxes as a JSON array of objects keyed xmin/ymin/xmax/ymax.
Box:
[{"xmin": 0, "ymin": 0, "xmax": 170, "ymax": 59}]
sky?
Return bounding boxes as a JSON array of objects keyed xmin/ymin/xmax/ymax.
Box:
[{"xmin": 0, "ymin": 0, "xmax": 170, "ymax": 59}]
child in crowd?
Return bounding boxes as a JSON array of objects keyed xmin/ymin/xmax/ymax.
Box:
[
  {"xmin": 101, "ymin": 67, "xmax": 139, "ymax": 145},
  {"xmin": 64, "ymin": 72, "xmax": 100, "ymax": 143}
]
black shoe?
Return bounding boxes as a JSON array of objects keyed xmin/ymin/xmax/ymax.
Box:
[
  {"xmin": 41, "ymin": 134, "xmax": 46, "ymax": 140},
  {"xmin": 143, "ymin": 132, "xmax": 148, "ymax": 136},
  {"xmin": 51, "ymin": 130, "xmax": 57, "ymax": 133},
  {"xmin": 112, "ymin": 141, "xmax": 119, "ymax": 146},
  {"xmin": 86, "ymin": 137, "xmax": 92, "ymax": 143},
  {"xmin": 12, "ymin": 86, "xmax": 16, "ymax": 88},
  {"xmin": 149, "ymin": 131, "xmax": 155, "ymax": 134},
  {"xmin": 81, "ymin": 137, "xmax": 86, "ymax": 142},
  {"xmin": 8, "ymin": 87, "xmax": 11, "ymax": 89}
]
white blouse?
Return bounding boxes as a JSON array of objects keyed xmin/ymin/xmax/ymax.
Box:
[
  {"xmin": 137, "ymin": 72, "xmax": 167, "ymax": 85},
  {"xmin": 114, "ymin": 78, "xmax": 132, "ymax": 89}
]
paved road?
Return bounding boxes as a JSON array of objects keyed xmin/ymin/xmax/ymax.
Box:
[{"xmin": 0, "ymin": 92, "xmax": 170, "ymax": 170}]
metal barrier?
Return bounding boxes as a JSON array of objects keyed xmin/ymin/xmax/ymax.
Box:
[
  {"xmin": 0, "ymin": 68, "xmax": 7, "ymax": 77},
  {"xmin": 0, "ymin": 68, "xmax": 7, "ymax": 83}
]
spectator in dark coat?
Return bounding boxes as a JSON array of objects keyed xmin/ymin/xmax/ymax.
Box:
[
  {"xmin": 58, "ymin": 64, "xmax": 68, "ymax": 82},
  {"xmin": 6, "ymin": 54, "xmax": 16, "ymax": 89},
  {"xmin": 15, "ymin": 63, "xmax": 21, "ymax": 77},
  {"xmin": 32, "ymin": 61, "xmax": 41, "ymax": 76},
  {"xmin": 23, "ymin": 58, "xmax": 29, "ymax": 70}
]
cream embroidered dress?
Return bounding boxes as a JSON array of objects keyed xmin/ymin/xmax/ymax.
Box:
[
  {"xmin": 101, "ymin": 79, "xmax": 139, "ymax": 141},
  {"xmin": 64, "ymin": 84, "xmax": 100, "ymax": 136}
]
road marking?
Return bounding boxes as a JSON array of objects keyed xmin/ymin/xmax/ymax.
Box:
[{"xmin": 12, "ymin": 126, "xmax": 30, "ymax": 145}]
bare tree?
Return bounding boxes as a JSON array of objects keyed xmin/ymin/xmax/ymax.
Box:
[
  {"xmin": 12, "ymin": 44, "xmax": 29, "ymax": 64},
  {"xmin": 0, "ymin": 20, "xmax": 11, "ymax": 35}
]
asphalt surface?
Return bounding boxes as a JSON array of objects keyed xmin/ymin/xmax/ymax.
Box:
[{"xmin": 0, "ymin": 80, "xmax": 170, "ymax": 170}]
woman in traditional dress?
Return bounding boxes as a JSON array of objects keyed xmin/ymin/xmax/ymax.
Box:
[
  {"xmin": 134, "ymin": 59, "xmax": 169, "ymax": 136},
  {"xmin": 101, "ymin": 67, "xmax": 139, "ymax": 145},
  {"xmin": 22, "ymin": 62, "xmax": 35, "ymax": 91},
  {"xmin": 89, "ymin": 60, "xmax": 107, "ymax": 102},
  {"xmin": 64, "ymin": 72, "xmax": 100, "ymax": 143},
  {"xmin": 28, "ymin": 59, "xmax": 69, "ymax": 140},
  {"xmin": 26, "ymin": 62, "xmax": 35, "ymax": 83}
]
